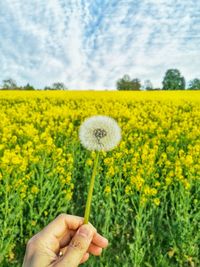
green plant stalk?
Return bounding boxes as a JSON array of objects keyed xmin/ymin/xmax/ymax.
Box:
[{"xmin": 84, "ymin": 151, "xmax": 100, "ymax": 224}]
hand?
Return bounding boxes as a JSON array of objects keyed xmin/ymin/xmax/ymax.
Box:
[{"xmin": 22, "ymin": 214, "xmax": 108, "ymax": 267}]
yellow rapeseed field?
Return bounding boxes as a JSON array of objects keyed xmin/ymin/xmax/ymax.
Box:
[{"xmin": 0, "ymin": 90, "xmax": 200, "ymax": 267}]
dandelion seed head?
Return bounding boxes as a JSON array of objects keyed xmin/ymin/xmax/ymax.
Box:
[{"xmin": 79, "ymin": 115, "xmax": 121, "ymax": 151}]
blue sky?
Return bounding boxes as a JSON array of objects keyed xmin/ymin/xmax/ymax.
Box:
[{"xmin": 0, "ymin": 0, "xmax": 200, "ymax": 90}]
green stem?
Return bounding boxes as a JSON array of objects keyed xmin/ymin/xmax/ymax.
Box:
[{"xmin": 84, "ymin": 151, "xmax": 100, "ymax": 224}]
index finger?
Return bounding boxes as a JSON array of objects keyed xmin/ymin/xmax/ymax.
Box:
[{"xmin": 41, "ymin": 214, "xmax": 84, "ymax": 240}]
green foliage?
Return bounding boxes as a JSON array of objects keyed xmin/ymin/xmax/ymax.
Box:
[
  {"xmin": 2, "ymin": 79, "xmax": 17, "ymax": 90},
  {"xmin": 188, "ymin": 78, "xmax": 200, "ymax": 90},
  {"xmin": 44, "ymin": 86, "xmax": 52, "ymax": 90},
  {"xmin": 1, "ymin": 80, "xmax": 35, "ymax": 90},
  {"xmin": 23, "ymin": 83, "xmax": 35, "ymax": 90},
  {"xmin": 52, "ymin": 82, "xmax": 67, "ymax": 90},
  {"xmin": 117, "ymin": 75, "xmax": 141, "ymax": 91},
  {"xmin": 44, "ymin": 82, "xmax": 67, "ymax": 90},
  {"xmin": 144, "ymin": 80, "xmax": 153, "ymax": 90},
  {"xmin": 162, "ymin": 69, "xmax": 185, "ymax": 90},
  {"xmin": 131, "ymin": 78, "xmax": 141, "ymax": 90}
]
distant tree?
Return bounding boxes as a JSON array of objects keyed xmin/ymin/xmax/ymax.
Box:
[
  {"xmin": 131, "ymin": 78, "xmax": 141, "ymax": 90},
  {"xmin": 43, "ymin": 83, "xmax": 67, "ymax": 90},
  {"xmin": 117, "ymin": 75, "xmax": 141, "ymax": 90},
  {"xmin": 144, "ymin": 80, "xmax": 153, "ymax": 90},
  {"xmin": 2, "ymin": 78, "xmax": 17, "ymax": 90},
  {"xmin": 188, "ymin": 78, "xmax": 200, "ymax": 90},
  {"xmin": 52, "ymin": 82, "xmax": 67, "ymax": 90},
  {"xmin": 44, "ymin": 86, "xmax": 51, "ymax": 90},
  {"xmin": 117, "ymin": 75, "xmax": 132, "ymax": 90},
  {"xmin": 162, "ymin": 69, "xmax": 185, "ymax": 90},
  {"xmin": 23, "ymin": 83, "xmax": 35, "ymax": 90}
]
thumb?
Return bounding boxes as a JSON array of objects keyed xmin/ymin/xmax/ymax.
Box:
[{"xmin": 57, "ymin": 224, "xmax": 96, "ymax": 267}]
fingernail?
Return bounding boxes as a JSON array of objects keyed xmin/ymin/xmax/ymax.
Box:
[
  {"xmin": 102, "ymin": 237, "xmax": 109, "ymax": 244},
  {"xmin": 78, "ymin": 226, "xmax": 92, "ymax": 238}
]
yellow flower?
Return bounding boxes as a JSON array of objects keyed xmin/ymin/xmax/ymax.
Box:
[
  {"xmin": 0, "ymin": 144, "xmax": 5, "ymax": 150},
  {"xmin": 182, "ymin": 179, "xmax": 191, "ymax": 190},
  {"xmin": 8, "ymin": 251, "xmax": 15, "ymax": 261},
  {"xmin": 65, "ymin": 191, "xmax": 73, "ymax": 201},
  {"xmin": 11, "ymin": 155, "xmax": 21, "ymax": 165},
  {"xmin": 31, "ymin": 220, "xmax": 36, "ymax": 226},
  {"xmin": 165, "ymin": 177, "xmax": 172, "ymax": 185},
  {"xmin": 140, "ymin": 195, "xmax": 147, "ymax": 205},
  {"xmin": 44, "ymin": 211, "xmax": 48, "ymax": 216},
  {"xmin": 155, "ymin": 181, "xmax": 161, "ymax": 187},
  {"xmin": 104, "ymin": 185, "xmax": 111, "ymax": 194},
  {"xmin": 86, "ymin": 159, "xmax": 93, "ymax": 167},
  {"xmin": 107, "ymin": 166, "xmax": 115, "ymax": 177},
  {"xmin": 31, "ymin": 185, "xmax": 39, "ymax": 194},
  {"xmin": 150, "ymin": 188, "xmax": 158, "ymax": 196},
  {"xmin": 57, "ymin": 148, "xmax": 63, "ymax": 156},
  {"xmin": 153, "ymin": 198, "xmax": 160, "ymax": 206},
  {"xmin": 130, "ymin": 175, "xmax": 144, "ymax": 190},
  {"xmin": 143, "ymin": 185, "xmax": 151, "ymax": 196},
  {"xmin": 65, "ymin": 174, "xmax": 72, "ymax": 184},
  {"xmin": 125, "ymin": 185, "xmax": 132, "ymax": 195}
]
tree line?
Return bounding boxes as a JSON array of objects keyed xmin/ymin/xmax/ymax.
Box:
[
  {"xmin": 117, "ymin": 69, "xmax": 200, "ymax": 90},
  {"xmin": 0, "ymin": 68, "xmax": 200, "ymax": 90},
  {"xmin": 0, "ymin": 81, "xmax": 68, "ymax": 91}
]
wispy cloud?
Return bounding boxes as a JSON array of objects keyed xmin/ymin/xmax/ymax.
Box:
[{"xmin": 0, "ymin": 0, "xmax": 200, "ymax": 89}]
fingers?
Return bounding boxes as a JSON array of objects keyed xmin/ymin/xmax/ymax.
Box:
[
  {"xmin": 80, "ymin": 253, "xmax": 89, "ymax": 264},
  {"xmin": 59, "ymin": 229, "xmax": 76, "ymax": 248},
  {"xmin": 57, "ymin": 224, "xmax": 96, "ymax": 267},
  {"xmin": 93, "ymin": 232, "xmax": 109, "ymax": 248},
  {"xmin": 41, "ymin": 214, "xmax": 84, "ymax": 240},
  {"xmin": 88, "ymin": 243, "xmax": 102, "ymax": 256},
  {"xmin": 60, "ymin": 242, "xmax": 103, "ymax": 257},
  {"xmin": 60, "ymin": 230, "xmax": 108, "ymax": 250}
]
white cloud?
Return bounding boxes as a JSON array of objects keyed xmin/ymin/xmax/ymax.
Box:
[{"xmin": 0, "ymin": 0, "xmax": 200, "ymax": 89}]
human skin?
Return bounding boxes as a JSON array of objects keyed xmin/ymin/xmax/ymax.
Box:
[{"xmin": 22, "ymin": 214, "xmax": 108, "ymax": 267}]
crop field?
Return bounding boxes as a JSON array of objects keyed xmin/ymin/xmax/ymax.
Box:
[{"xmin": 0, "ymin": 91, "xmax": 200, "ymax": 267}]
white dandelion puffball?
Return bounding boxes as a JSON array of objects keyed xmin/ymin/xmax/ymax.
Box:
[{"xmin": 79, "ymin": 115, "xmax": 121, "ymax": 151}]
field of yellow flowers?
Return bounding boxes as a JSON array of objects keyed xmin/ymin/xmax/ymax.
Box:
[{"xmin": 0, "ymin": 91, "xmax": 200, "ymax": 267}]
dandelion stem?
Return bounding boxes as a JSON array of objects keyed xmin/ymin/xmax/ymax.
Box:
[{"xmin": 84, "ymin": 151, "xmax": 100, "ymax": 224}]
